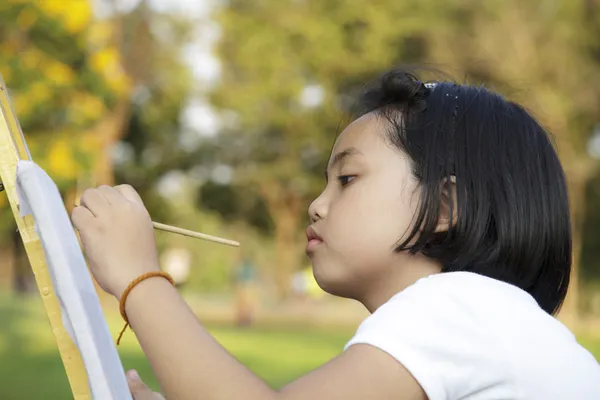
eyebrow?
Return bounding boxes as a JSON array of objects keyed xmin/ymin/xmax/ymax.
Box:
[{"xmin": 325, "ymin": 147, "xmax": 362, "ymax": 180}]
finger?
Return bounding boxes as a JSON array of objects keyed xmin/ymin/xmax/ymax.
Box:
[
  {"xmin": 79, "ymin": 188, "xmax": 109, "ymax": 218},
  {"xmin": 71, "ymin": 205, "xmax": 95, "ymax": 230},
  {"xmin": 114, "ymin": 184, "xmax": 144, "ymax": 205},
  {"xmin": 97, "ymin": 185, "xmax": 125, "ymax": 206},
  {"xmin": 127, "ymin": 370, "xmax": 157, "ymax": 399}
]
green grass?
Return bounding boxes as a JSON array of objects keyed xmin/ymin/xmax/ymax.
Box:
[
  {"xmin": 0, "ymin": 294, "xmax": 352, "ymax": 399},
  {"xmin": 0, "ymin": 294, "xmax": 598, "ymax": 399}
]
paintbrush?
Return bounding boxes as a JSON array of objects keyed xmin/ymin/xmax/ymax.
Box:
[{"xmin": 73, "ymin": 202, "xmax": 239, "ymax": 247}]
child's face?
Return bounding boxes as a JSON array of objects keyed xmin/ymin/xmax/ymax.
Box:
[{"xmin": 307, "ymin": 112, "xmax": 438, "ymax": 302}]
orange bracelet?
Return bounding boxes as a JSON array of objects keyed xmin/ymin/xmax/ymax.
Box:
[{"xmin": 116, "ymin": 271, "xmax": 175, "ymax": 345}]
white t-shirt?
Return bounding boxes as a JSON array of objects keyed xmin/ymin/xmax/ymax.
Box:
[{"xmin": 344, "ymin": 272, "xmax": 600, "ymax": 400}]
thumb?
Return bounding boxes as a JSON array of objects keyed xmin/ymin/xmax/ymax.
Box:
[{"xmin": 127, "ymin": 370, "xmax": 160, "ymax": 399}]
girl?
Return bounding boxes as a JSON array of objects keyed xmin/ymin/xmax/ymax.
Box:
[{"xmin": 72, "ymin": 69, "xmax": 600, "ymax": 400}]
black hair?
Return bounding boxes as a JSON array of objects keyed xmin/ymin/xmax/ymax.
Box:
[{"xmin": 355, "ymin": 68, "xmax": 571, "ymax": 316}]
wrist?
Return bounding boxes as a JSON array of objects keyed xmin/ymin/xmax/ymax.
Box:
[
  {"xmin": 123, "ymin": 275, "xmax": 175, "ymax": 315},
  {"xmin": 114, "ymin": 268, "xmax": 162, "ymax": 300},
  {"xmin": 116, "ymin": 271, "xmax": 176, "ymax": 344}
]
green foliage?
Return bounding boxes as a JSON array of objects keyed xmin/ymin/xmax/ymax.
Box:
[
  {"xmin": 0, "ymin": 0, "xmax": 128, "ymax": 243},
  {"xmin": 211, "ymin": 0, "xmax": 600, "ymax": 174},
  {"xmin": 0, "ymin": 1, "xmax": 126, "ymax": 133},
  {"xmin": 199, "ymin": 181, "xmax": 274, "ymax": 235},
  {"xmin": 208, "ymin": 0, "xmax": 600, "ymax": 294}
]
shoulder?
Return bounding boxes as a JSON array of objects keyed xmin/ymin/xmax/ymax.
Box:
[
  {"xmin": 344, "ymin": 272, "xmax": 600, "ymax": 400},
  {"xmin": 344, "ymin": 272, "xmax": 524, "ymax": 400},
  {"xmin": 383, "ymin": 271, "xmax": 539, "ymax": 315},
  {"xmin": 353, "ymin": 272, "xmax": 537, "ymax": 335}
]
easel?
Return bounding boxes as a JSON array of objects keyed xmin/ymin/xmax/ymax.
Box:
[{"xmin": 0, "ymin": 76, "xmax": 91, "ymax": 398}]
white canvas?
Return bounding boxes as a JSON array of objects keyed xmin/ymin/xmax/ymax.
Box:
[{"xmin": 16, "ymin": 160, "xmax": 132, "ymax": 400}]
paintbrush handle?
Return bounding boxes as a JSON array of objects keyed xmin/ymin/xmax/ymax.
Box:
[{"xmin": 152, "ymin": 222, "xmax": 240, "ymax": 247}]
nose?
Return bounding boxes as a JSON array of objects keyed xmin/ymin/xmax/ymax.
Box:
[{"xmin": 308, "ymin": 192, "xmax": 328, "ymax": 223}]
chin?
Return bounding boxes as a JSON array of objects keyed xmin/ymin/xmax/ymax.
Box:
[{"xmin": 311, "ymin": 260, "xmax": 356, "ymax": 299}]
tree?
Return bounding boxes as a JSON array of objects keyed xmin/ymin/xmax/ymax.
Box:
[
  {"xmin": 0, "ymin": 0, "xmax": 200, "ymax": 295},
  {"xmin": 110, "ymin": 2, "xmax": 199, "ymax": 223},
  {"xmin": 209, "ymin": 0, "xmax": 600, "ymax": 306},
  {"xmin": 0, "ymin": 0, "xmax": 130, "ymax": 290},
  {"xmin": 0, "ymin": 0, "xmax": 130, "ymax": 186}
]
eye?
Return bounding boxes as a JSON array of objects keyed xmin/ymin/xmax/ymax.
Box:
[{"xmin": 337, "ymin": 175, "xmax": 356, "ymax": 187}]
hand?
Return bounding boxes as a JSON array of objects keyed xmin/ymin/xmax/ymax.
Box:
[
  {"xmin": 127, "ymin": 370, "xmax": 166, "ymax": 399},
  {"xmin": 71, "ymin": 185, "xmax": 160, "ymax": 299}
]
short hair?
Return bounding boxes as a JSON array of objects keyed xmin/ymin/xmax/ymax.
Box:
[{"xmin": 355, "ymin": 68, "xmax": 571, "ymax": 315}]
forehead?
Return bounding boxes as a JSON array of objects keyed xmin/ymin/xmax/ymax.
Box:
[{"xmin": 330, "ymin": 113, "xmax": 392, "ymax": 158}]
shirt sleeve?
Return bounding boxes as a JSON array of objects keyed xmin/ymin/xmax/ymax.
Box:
[{"xmin": 343, "ymin": 277, "xmax": 512, "ymax": 400}]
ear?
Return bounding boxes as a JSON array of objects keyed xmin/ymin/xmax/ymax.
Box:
[{"xmin": 435, "ymin": 175, "xmax": 458, "ymax": 233}]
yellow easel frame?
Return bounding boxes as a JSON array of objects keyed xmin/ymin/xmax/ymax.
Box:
[{"xmin": 0, "ymin": 76, "xmax": 91, "ymax": 398}]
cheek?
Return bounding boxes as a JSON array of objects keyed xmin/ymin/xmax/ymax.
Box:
[
  {"xmin": 328, "ymin": 189, "xmax": 416, "ymax": 260},
  {"xmin": 311, "ymin": 186, "xmax": 418, "ymax": 297}
]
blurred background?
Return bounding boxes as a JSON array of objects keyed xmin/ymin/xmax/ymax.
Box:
[{"xmin": 0, "ymin": 0, "xmax": 599, "ymax": 397}]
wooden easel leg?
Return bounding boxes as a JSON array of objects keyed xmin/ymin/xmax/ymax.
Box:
[{"xmin": 0, "ymin": 78, "xmax": 91, "ymax": 399}]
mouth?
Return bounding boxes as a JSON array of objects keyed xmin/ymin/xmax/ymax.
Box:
[{"xmin": 306, "ymin": 226, "xmax": 323, "ymax": 253}]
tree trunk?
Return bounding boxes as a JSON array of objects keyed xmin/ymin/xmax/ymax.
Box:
[
  {"xmin": 272, "ymin": 205, "xmax": 302, "ymax": 299},
  {"xmin": 260, "ymin": 181, "xmax": 304, "ymax": 299},
  {"xmin": 558, "ymin": 162, "xmax": 596, "ymax": 329},
  {"xmin": 0, "ymin": 242, "xmax": 14, "ymax": 291},
  {"xmin": 12, "ymin": 226, "xmax": 35, "ymax": 294},
  {"xmin": 90, "ymin": 99, "xmax": 131, "ymax": 186}
]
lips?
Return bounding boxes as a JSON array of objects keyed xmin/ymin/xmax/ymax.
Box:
[{"xmin": 306, "ymin": 226, "xmax": 323, "ymax": 252}]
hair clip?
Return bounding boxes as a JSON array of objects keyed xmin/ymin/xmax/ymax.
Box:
[{"xmin": 424, "ymin": 82, "xmax": 437, "ymax": 89}]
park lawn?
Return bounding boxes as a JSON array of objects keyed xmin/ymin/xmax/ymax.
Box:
[
  {"xmin": 0, "ymin": 293, "xmax": 598, "ymax": 399},
  {"xmin": 0, "ymin": 294, "xmax": 352, "ymax": 399}
]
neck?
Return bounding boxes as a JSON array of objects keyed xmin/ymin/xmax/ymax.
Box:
[{"xmin": 359, "ymin": 254, "xmax": 442, "ymax": 313}]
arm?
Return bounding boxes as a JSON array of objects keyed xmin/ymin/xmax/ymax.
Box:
[
  {"xmin": 126, "ymin": 277, "xmax": 426, "ymax": 400},
  {"xmin": 125, "ymin": 277, "xmax": 274, "ymax": 399}
]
